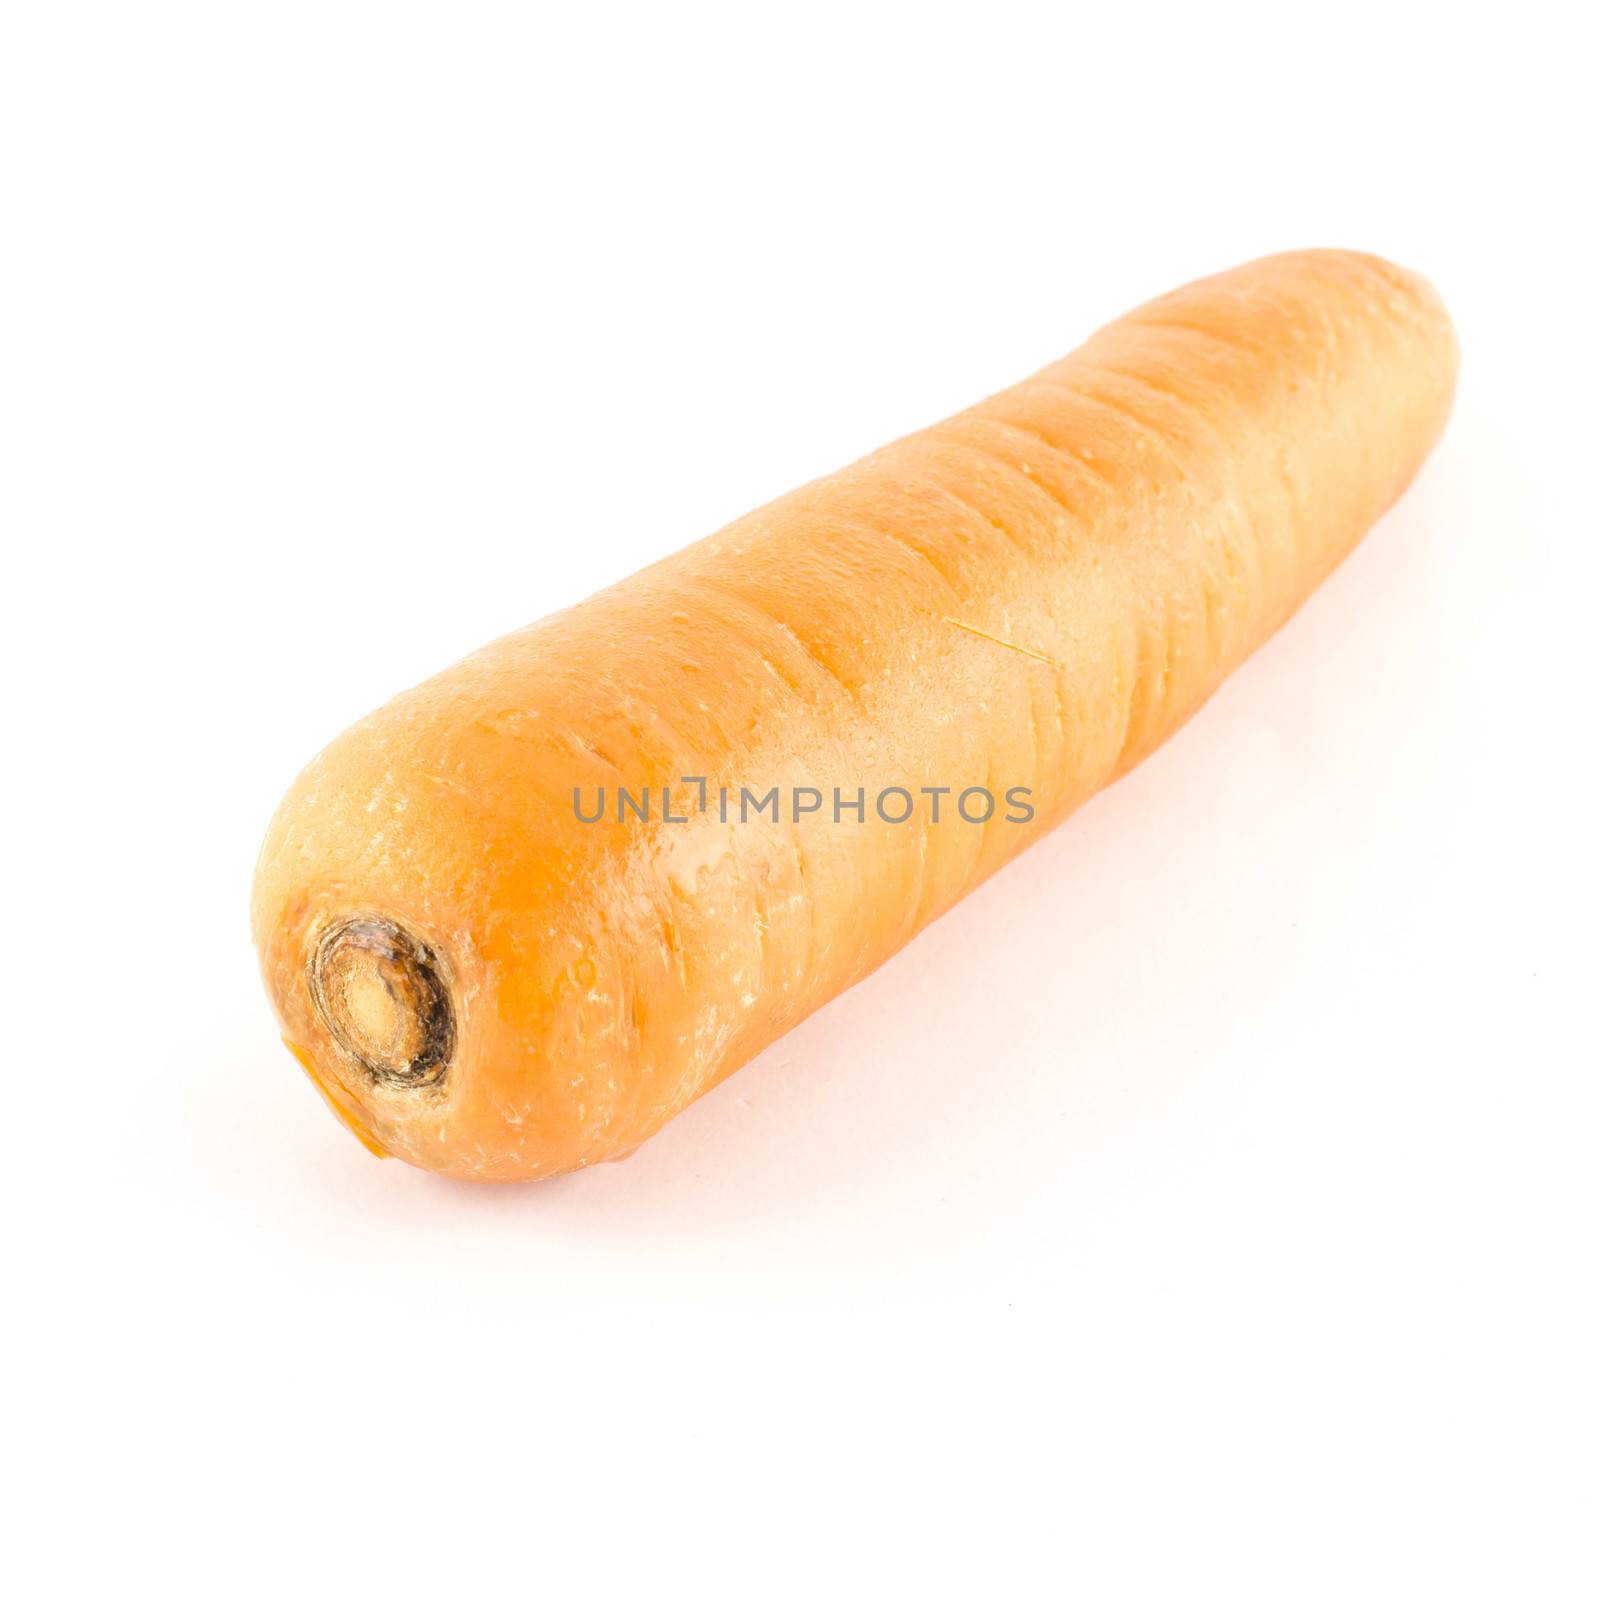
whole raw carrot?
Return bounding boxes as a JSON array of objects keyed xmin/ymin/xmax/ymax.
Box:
[{"xmin": 252, "ymin": 249, "xmax": 1457, "ymax": 1181}]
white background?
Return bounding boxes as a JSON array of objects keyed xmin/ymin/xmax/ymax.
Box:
[{"xmin": 5, "ymin": 3, "xmax": 1595, "ymax": 1593}]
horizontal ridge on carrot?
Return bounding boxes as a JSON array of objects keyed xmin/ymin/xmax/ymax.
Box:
[{"xmin": 252, "ymin": 249, "xmax": 1457, "ymax": 1182}]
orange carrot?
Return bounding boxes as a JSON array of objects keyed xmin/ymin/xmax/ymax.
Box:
[{"xmin": 252, "ymin": 249, "xmax": 1457, "ymax": 1181}]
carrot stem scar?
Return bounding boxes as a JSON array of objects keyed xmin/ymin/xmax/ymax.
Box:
[{"xmin": 307, "ymin": 918, "xmax": 455, "ymax": 1090}]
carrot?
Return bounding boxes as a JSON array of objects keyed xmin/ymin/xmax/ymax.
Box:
[{"xmin": 252, "ymin": 249, "xmax": 1457, "ymax": 1181}]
